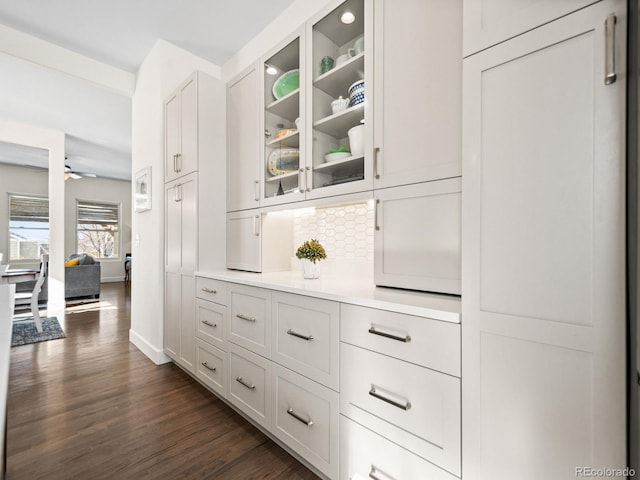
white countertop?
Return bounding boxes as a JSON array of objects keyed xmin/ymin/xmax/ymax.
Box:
[
  {"xmin": 0, "ymin": 284, "xmax": 15, "ymax": 476},
  {"xmin": 196, "ymin": 269, "xmax": 461, "ymax": 323}
]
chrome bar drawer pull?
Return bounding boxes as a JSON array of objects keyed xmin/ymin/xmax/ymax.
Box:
[
  {"xmin": 236, "ymin": 313, "xmax": 256, "ymax": 322},
  {"xmin": 604, "ymin": 13, "xmax": 617, "ymax": 85},
  {"xmin": 286, "ymin": 329, "xmax": 314, "ymax": 341},
  {"xmin": 287, "ymin": 407, "xmax": 313, "ymax": 426},
  {"xmin": 369, "ymin": 465, "xmax": 395, "ymax": 480},
  {"xmin": 201, "ymin": 320, "xmax": 217, "ymax": 328},
  {"xmin": 368, "ymin": 326, "xmax": 411, "ymax": 343},
  {"xmin": 201, "ymin": 361, "xmax": 216, "ymax": 372},
  {"xmin": 201, "ymin": 287, "xmax": 217, "ymax": 294},
  {"xmin": 236, "ymin": 376, "xmax": 256, "ymax": 390},
  {"xmin": 369, "ymin": 386, "xmax": 411, "ymax": 411}
]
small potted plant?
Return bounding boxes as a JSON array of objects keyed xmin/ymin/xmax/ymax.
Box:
[{"xmin": 295, "ymin": 239, "xmax": 327, "ymax": 279}]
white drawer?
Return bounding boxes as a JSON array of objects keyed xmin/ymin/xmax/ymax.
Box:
[
  {"xmin": 229, "ymin": 284, "xmax": 271, "ymax": 357},
  {"xmin": 228, "ymin": 343, "xmax": 271, "ymax": 430},
  {"xmin": 341, "ymin": 304, "xmax": 460, "ymax": 377},
  {"xmin": 195, "ymin": 276, "xmax": 227, "ymax": 304},
  {"xmin": 196, "ymin": 339, "xmax": 227, "ymax": 399},
  {"xmin": 272, "ymin": 292, "xmax": 340, "ymax": 391},
  {"xmin": 272, "ymin": 363, "xmax": 339, "ymax": 479},
  {"xmin": 340, "ymin": 417, "xmax": 459, "ymax": 480},
  {"xmin": 341, "ymin": 343, "xmax": 461, "ymax": 476},
  {"xmin": 196, "ymin": 299, "xmax": 226, "ymax": 350}
]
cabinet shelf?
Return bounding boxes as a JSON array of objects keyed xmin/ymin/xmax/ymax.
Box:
[
  {"xmin": 314, "ymin": 53, "xmax": 365, "ymax": 98},
  {"xmin": 313, "ymin": 103, "xmax": 364, "ymax": 138},
  {"xmin": 265, "ymin": 170, "xmax": 299, "ymax": 183},
  {"xmin": 314, "ymin": 154, "xmax": 364, "ymax": 172},
  {"xmin": 266, "ymin": 130, "xmax": 300, "ymax": 148},
  {"xmin": 266, "ymin": 89, "xmax": 300, "ymax": 121}
]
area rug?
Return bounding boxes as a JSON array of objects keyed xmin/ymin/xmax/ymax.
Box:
[{"xmin": 11, "ymin": 317, "xmax": 66, "ymax": 346}]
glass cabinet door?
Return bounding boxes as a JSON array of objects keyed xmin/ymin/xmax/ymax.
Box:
[
  {"xmin": 263, "ymin": 35, "xmax": 305, "ymax": 205},
  {"xmin": 308, "ymin": 0, "xmax": 371, "ymax": 197}
]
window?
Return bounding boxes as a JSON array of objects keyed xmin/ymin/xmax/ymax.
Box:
[
  {"xmin": 9, "ymin": 194, "xmax": 49, "ymax": 261},
  {"xmin": 76, "ymin": 200, "xmax": 120, "ymax": 259}
]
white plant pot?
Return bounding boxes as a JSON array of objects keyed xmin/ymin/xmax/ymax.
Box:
[
  {"xmin": 301, "ymin": 258, "xmax": 321, "ymax": 279},
  {"xmin": 348, "ymin": 124, "xmax": 364, "ymax": 157}
]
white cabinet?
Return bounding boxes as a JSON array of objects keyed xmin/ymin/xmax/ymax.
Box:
[
  {"xmin": 463, "ymin": 0, "xmax": 597, "ymax": 57},
  {"xmin": 228, "ymin": 283, "xmax": 271, "ymax": 357},
  {"xmin": 373, "ymin": 0, "xmax": 462, "ymax": 189},
  {"xmin": 262, "ymin": 30, "xmax": 307, "ymax": 206},
  {"xmin": 196, "ymin": 338, "xmax": 227, "ymax": 398},
  {"xmin": 272, "ymin": 363, "xmax": 340, "ymax": 479},
  {"xmin": 341, "ymin": 343, "xmax": 461, "ymax": 476},
  {"xmin": 462, "ymin": 1, "xmax": 627, "ymax": 477},
  {"xmin": 226, "ymin": 209, "xmax": 293, "ymax": 273},
  {"xmin": 306, "ymin": 0, "xmax": 373, "ymax": 199},
  {"xmin": 271, "ymin": 292, "xmax": 340, "ymax": 391},
  {"xmin": 341, "ymin": 303, "xmax": 460, "ymax": 377},
  {"xmin": 374, "ymin": 178, "xmax": 461, "ymax": 294},
  {"xmin": 164, "ymin": 72, "xmax": 200, "ymax": 182},
  {"xmin": 340, "ymin": 417, "xmax": 459, "ymax": 480},
  {"xmin": 227, "ymin": 63, "xmax": 261, "ymax": 212},
  {"xmin": 164, "ymin": 174, "xmax": 197, "ymax": 372},
  {"xmin": 228, "ymin": 342, "xmax": 272, "ymax": 430},
  {"xmin": 195, "ymin": 299, "xmax": 226, "ymax": 351}
]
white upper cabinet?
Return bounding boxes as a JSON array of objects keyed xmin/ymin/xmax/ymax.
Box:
[
  {"xmin": 305, "ymin": 0, "xmax": 374, "ymax": 199},
  {"xmin": 164, "ymin": 74, "xmax": 199, "ymax": 182},
  {"xmin": 373, "ymin": 0, "xmax": 462, "ymax": 189},
  {"xmin": 462, "ymin": 1, "xmax": 627, "ymax": 477},
  {"xmin": 228, "ymin": 63, "xmax": 261, "ymax": 212},
  {"xmin": 463, "ymin": 0, "xmax": 598, "ymax": 57},
  {"xmin": 262, "ymin": 29, "xmax": 307, "ymax": 206},
  {"xmin": 375, "ymin": 179, "xmax": 461, "ymax": 295}
]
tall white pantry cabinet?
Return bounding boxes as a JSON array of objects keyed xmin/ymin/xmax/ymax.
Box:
[
  {"xmin": 164, "ymin": 71, "xmax": 226, "ymax": 373},
  {"xmin": 462, "ymin": 0, "xmax": 627, "ymax": 478}
]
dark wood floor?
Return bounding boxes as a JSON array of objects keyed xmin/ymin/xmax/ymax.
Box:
[{"xmin": 6, "ymin": 282, "xmax": 320, "ymax": 480}]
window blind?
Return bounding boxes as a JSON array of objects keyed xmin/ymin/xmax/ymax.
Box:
[
  {"xmin": 77, "ymin": 201, "xmax": 119, "ymax": 226},
  {"xmin": 9, "ymin": 194, "xmax": 49, "ymax": 222}
]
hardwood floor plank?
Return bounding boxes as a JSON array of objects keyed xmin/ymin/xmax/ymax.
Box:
[{"xmin": 6, "ymin": 283, "xmax": 320, "ymax": 480}]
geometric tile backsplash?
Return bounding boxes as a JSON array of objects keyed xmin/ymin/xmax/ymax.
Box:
[{"xmin": 293, "ymin": 201, "xmax": 374, "ymax": 263}]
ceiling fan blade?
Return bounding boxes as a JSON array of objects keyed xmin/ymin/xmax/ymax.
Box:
[
  {"xmin": 68, "ymin": 172, "xmax": 82, "ymax": 180},
  {"xmin": 77, "ymin": 172, "xmax": 97, "ymax": 178}
]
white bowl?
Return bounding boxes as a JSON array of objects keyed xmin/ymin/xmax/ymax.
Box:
[{"xmin": 324, "ymin": 151, "xmax": 351, "ymax": 163}]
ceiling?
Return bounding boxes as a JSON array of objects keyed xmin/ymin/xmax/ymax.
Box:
[{"xmin": 0, "ymin": 0, "xmax": 296, "ymax": 180}]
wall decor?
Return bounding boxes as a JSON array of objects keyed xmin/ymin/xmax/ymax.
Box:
[{"xmin": 134, "ymin": 166, "xmax": 151, "ymax": 212}]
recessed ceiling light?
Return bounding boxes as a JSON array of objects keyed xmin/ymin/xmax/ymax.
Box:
[
  {"xmin": 265, "ymin": 65, "xmax": 278, "ymax": 76},
  {"xmin": 340, "ymin": 11, "xmax": 355, "ymax": 24}
]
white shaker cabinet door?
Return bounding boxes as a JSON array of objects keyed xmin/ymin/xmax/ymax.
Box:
[
  {"xmin": 178, "ymin": 75, "xmax": 198, "ymax": 178},
  {"xmin": 227, "ymin": 64, "xmax": 261, "ymax": 212},
  {"xmin": 462, "ymin": 1, "xmax": 627, "ymax": 478},
  {"xmin": 462, "ymin": 0, "xmax": 598, "ymax": 56},
  {"xmin": 373, "ymin": 0, "xmax": 462, "ymax": 189},
  {"xmin": 374, "ymin": 179, "xmax": 461, "ymax": 295},
  {"xmin": 164, "ymin": 91, "xmax": 181, "ymax": 183},
  {"xmin": 226, "ymin": 210, "xmax": 262, "ymax": 273}
]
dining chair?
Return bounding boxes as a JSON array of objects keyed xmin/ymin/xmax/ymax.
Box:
[{"xmin": 13, "ymin": 254, "xmax": 48, "ymax": 333}]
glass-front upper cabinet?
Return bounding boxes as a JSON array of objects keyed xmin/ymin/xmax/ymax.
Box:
[
  {"xmin": 305, "ymin": 0, "xmax": 373, "ymax": 199},
  {"xmin": 262, "ymin": 31, "xmax": 306, "ymax": 206}
]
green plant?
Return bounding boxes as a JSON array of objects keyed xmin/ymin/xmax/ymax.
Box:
[{"xmin": 295, "ymin": 239, "xmax": 327, "ymax": 263}]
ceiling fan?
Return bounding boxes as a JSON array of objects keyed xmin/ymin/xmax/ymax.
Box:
[{"xmin": 64, "ymin": 164, "xmax": 97, "ymax": 180}]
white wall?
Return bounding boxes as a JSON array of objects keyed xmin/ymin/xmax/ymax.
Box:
[
  {"xmin": 0, "ymin": 118, "xmax": 65, "ymax": 315},
  {"xmin": 221, "ymin": 0, "xmax": 334, "ymax": 81},
  {"xmin": 130, "ymin": 40, "xmax": 221, "ymax": 364},
  {"xmin": 64, "ymin": 176, "xmax": 132, "ymax": 282},
  {"xmin": 0, "ymin": 163, "xmax": 131, "ymax": 281}
]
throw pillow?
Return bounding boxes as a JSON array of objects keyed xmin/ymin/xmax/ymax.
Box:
[{"xmin": 65, "ymin": 258, "xmax": 80, "ymax": 267}]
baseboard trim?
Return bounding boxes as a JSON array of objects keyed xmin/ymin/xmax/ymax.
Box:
[
  {"xmin": 101, "ymin": 276, "xmax": 125, "ymax": 283},
  {"xmin": 129, "ymin": 329, "xmax": 171, "ymax": 365}
]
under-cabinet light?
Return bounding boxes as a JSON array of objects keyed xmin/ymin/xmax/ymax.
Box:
[
  {"xmin": 340, "ymin": 11, "xmax": 355, "ymax": 24},
  {"xmin": 265, "ymin": 64, "xmax": 278, "ymax": 75}
]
